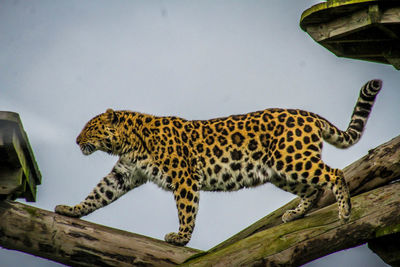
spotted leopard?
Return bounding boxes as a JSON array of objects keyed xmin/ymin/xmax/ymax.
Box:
[{"xmin": 55, "ymin": 80, "xmax": 382, "ymax": 246}]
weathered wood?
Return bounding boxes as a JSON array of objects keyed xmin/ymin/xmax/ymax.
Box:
[
  {"xmin": 0, "ymin": 111, "xmax": 41, "ymax": 201},
  {"xmin": 305, "ymin": 7, "xmax": 371, "ymax": 43},
  {"xmin": 384, "ymin": 47, "xmax": 400, "ymax": 70},
  {"xmin": 319, "ymin": 135, "xmax": 400, "ymax": 204},
  {"xmin": 182, "ymin": 181, "xmax": 400, "ymax": 266},
  {"xmin": 368, "ymin": 233, "xmax": 400, "ymax": 267},
  {"xmin": 300, "ymin": 0, "xmax": 400, "ymax": 70},
  {"xmin": 0, "ymin": 131, "xmax": 398, "ymax": 266},
  {"xmin": 0, "ymin": 126, "xmax": 24, "ymax": 195},
  {"xmin": 0, "ymin": 201, "xmax": 202, "ymax": 266},
  {"xmin": 210, "ymin": 135, "xmax": 400, "ymax": 252}
]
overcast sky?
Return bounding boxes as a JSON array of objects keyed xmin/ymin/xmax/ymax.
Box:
[{"xmin": 1, "ymin": 1, "xmax": 399, "ymax": 266}]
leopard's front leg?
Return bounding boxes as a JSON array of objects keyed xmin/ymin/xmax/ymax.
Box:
[
  {"xmin": 165, "ymin": 177, "xmax": 200, "ymax": 246},
  {"xmin": 55, "ymin": 158, "xmax": 145, "ymax": 218}
]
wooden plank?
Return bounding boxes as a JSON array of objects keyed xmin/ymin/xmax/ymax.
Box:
[
  {"xmin": 0, "ymin": 125, "xmax": 20, "ymax": 167},
  {"xmin": 23, "ymin": 169, "xmax": 36, "ymax": 202},
  {"xmin": 380, "ymin": 6, "xmax": 400, "ymax": 24},
  {"xmin": 0, "ymin": 112, "xmax": 21, "ymax": 124},
  {"xmin": 305, "ymin": 8, "xmax": 371, "ymax": 42},
  {"xmin": 324, "ymin": 38, "xmax": 393, "ymax": 43},
  {"xmin": 0, "ymin": 111, "xmax": 42, "ymax": 201},
  {"xmin": 300, "ymin": 0, "xmax": 379, "ymax": 27},
  {"xmin": 0, "ymin": 127, "xmax": 24, "ymax": 196},
  {"xmin": 0, "ymin": 111, "xmax": 41, "ymax": 185},
  {"xmin": 10, "ymin": 127, "xmax": 36, "ymax": 201},
  {"xmin": 0, "ymin": 168, "xmax": 23, "ymax": 195},
  {"xmin": 300, "ymin": 1, "xmax": 400, "ymax": 69},
  {"xmin": 383, "ymin": 46, "xmax": 400, "ymax": 70},
  {"xmin": 11, "ymin": 126, "xmax": 29, "ymax": 181},
  {"xmin": 304, "ymin": 5, "xmax": 400, "ymax": 42},
  {"xmin": 338, "ymin": 42, "xmax": 391, "ymax": 57},
  {"xmin": 385, "ymin": 56, "xmax": 400, "ymax": 69}
]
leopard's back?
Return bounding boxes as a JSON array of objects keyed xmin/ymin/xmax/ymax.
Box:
[{"xmin": 186, "ymin": 109, "xmax": 322, "ymax": 192}]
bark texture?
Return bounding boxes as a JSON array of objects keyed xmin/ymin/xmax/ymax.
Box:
[
  {"xmin": 0, "ymin": 201, "xmax": 201, "ymax": 266},
  {"xmin": 183, "ymin": 182, "xmax": 400, "ymax": 266}
]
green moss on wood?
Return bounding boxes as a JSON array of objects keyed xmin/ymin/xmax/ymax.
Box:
[
  {"xmin": 300, "ymin": 0, "xmax": 379, "ymax": 30},
  {"xmin": 22, "ymin": 206, "xmax": 39, "ymax": 217},
  {"xmin": 375, "ymin": 223, "xmax": 400, "ymax": 238}
]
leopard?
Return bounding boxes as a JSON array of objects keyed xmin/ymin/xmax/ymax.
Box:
[{"xmin": 55, "ymin": 79, "xmax": 382, "ymax": 246}]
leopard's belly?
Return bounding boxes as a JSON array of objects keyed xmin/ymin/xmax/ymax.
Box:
[{"xmin": 199, "ymin": 159, "xmax": 277, "ymax": 192}]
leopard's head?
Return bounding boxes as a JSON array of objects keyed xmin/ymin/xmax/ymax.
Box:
[{"xmin": 76, "ymin": 108, "xmax": 121, "ymax": 155}]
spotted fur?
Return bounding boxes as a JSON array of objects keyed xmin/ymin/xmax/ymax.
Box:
[{"xmin": 55, "ymin": 80, "xmax": 382, "ymax": 246}]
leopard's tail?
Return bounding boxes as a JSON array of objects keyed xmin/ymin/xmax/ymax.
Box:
[{"xmin": 319, "ymin": 79, "xmax": 382, "ymax": 149}]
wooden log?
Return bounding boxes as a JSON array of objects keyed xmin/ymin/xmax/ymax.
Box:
[
  {"xmin": 0, "ymin": 201, "xmax": 202, "ymax": 266},
  {"xmin": 211, "ymin": 135, "xmax": 400, "ymax": 252},
  {"xmin": 0, "ymin": 134, "xmax": 398, "ymax": 266},
  {"xmin": 368, "ymin": 233, "xmax": 400, "ymax": 267},
  {"xmin": 182, "ymin": 181, "xmax": 400, "ymax": 266}
]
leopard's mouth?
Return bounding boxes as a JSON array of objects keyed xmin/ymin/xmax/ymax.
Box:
[{"xmin": 80, "ymin": 143, "xmax": 96, "ymax": 155}]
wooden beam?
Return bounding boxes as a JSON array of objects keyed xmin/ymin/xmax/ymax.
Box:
[
  {"xmin": 0, "ymin": 127, "xmax": 24, "ymax": 196},
  {"xmin": 383, "ymin": 46, "xmax": 400, "ymax": 70},
  {"xmin": 0, "ymin": 112, "xmax": 41, "ymax": 201},
  {"xmin": 305, "ymin": 8, "xmax": 371, "ymax": 43},
  {"xmin": 300, "ymin": 1, "xmax": 400, "ymax": 70},
  {"xmin": 182, "ymin": 181, "xmax": 400, "ymax": 266},
  {"xmin": 0, "ymin": 201, "xmax": 202, "ymax": 266}
]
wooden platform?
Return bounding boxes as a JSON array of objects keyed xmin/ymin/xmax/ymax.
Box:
[
  {"xmin": 0, "ymin": 112, "xmax": 41, "ymax": 202},
  {"xmin": 300, "ymin": 0, "xmax": 400, "ymax": 70}
]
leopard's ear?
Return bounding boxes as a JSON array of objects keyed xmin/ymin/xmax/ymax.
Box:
[{"xmin": 105, "ymin": 108, "xmax": 118, "ymax": 125}]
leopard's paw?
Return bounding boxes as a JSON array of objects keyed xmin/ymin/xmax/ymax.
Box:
[
  {"xmin": 282, "ymin": 209, "xmax": 303, "ymax": 223},
  {"xmin": 338, "ymin": 199, "xmax": 351, "ymax": 223},
  {"xmin": 164, "ymin": 232, "xmax": 190, "ymax": 246}
]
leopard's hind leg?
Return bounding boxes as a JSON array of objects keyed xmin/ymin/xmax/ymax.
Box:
[
  {"xmin": 270, "ymin": 174, "xmax": 321, "ymax": 222},
  {"xmin": 328, "ymin": 169, "xmax": 351, "ymax": 222},
  {"xmin": 281, "ymin": 158, "xmax": 351, "ymax": 223},
  {"xmin": 282, "ymin": 187, "xmax": 321, "ymax": 223}
]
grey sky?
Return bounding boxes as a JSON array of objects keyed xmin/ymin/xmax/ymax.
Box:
[{"xmin": 1, "ymin": 1, "xmax": 398, "ymax": 266}]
